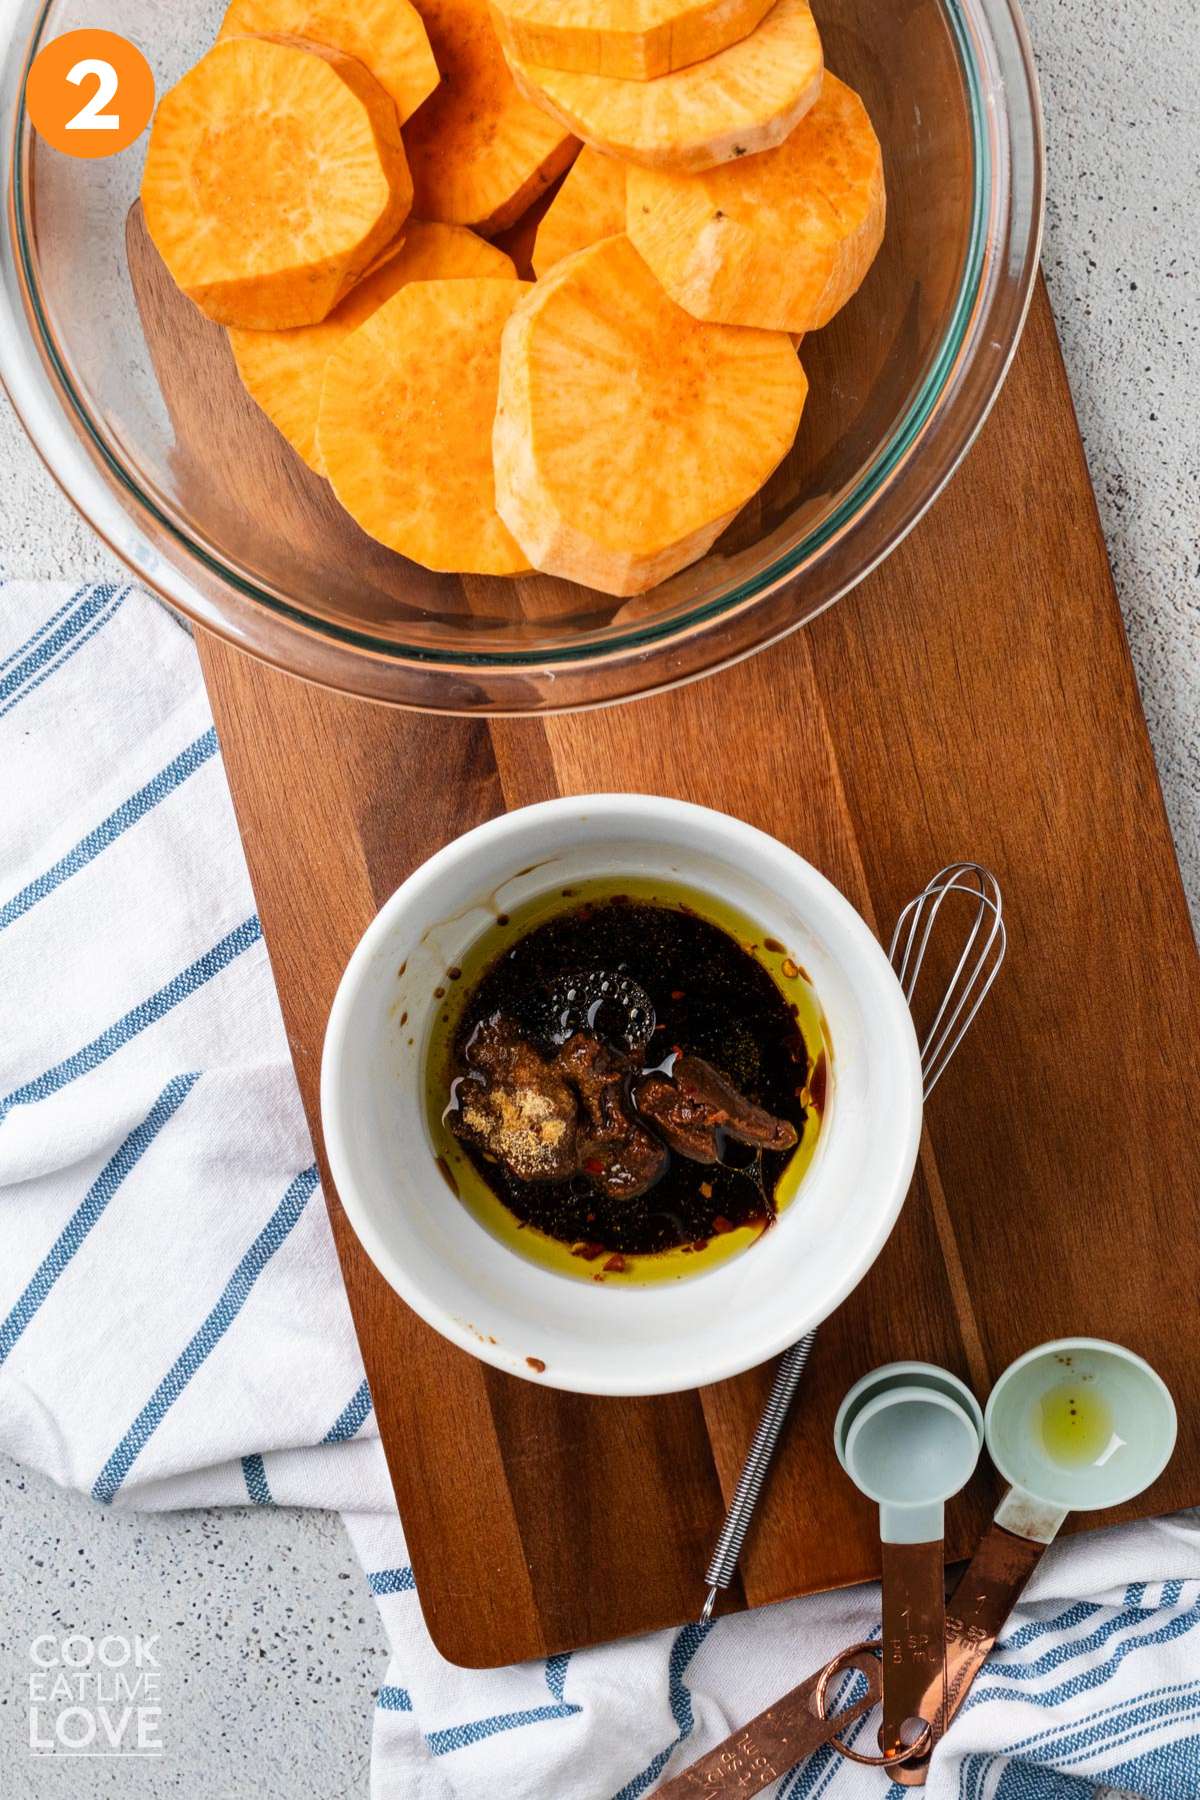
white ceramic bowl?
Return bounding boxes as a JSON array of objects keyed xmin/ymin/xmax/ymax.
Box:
[{"xmin": 320, "ymin": 796, "xmax": 922, "ymax": 1395}]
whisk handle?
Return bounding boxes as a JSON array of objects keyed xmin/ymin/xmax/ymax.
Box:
[{"xmin": 700, "ymin": 1330, "xmax": 817, "ymax": 1620}]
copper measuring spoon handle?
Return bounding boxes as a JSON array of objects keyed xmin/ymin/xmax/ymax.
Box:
[
  {"xmin": 879, "ymin": 1538, "xmax": 948, "ymax": 1763},
  {"xmin": 886, "ymin": 1523, "xmax": 1047, "ymax": 1786},
  {"xmin": 655, "ymin": 1649, "xmax": 882, "ymax": 1798}
]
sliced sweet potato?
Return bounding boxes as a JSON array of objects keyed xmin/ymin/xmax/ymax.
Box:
[
  {"xmin": 404, "ymin": 0, "xmax": 578, "ymax": 232},
  {"xmin": 142, "ymin": 36, "xmax": 411, "ymax": 328},
  {"xmin": 627, "ymin": 72, "xmax": 884, "ymax": 331},
  {"xmin": 319, "ymin": 277, "xmax": 531, "ymax": 574},
  {"xmin": 230, "ymin": 223, "xmax": 515, "ymax": 470},
  {"xmin": 490, "ymin": 0, "xmax": 776, "ymax": 81},
  {"xmin": 493, "ymin": 234, "xmax": 805, "ymax": 594},
  {"xmin": 217, "ymin": 0, "xmax": 439, "ymax": 122},
  {"xmin": 505, "ymin": 0, "xmax": 822, "ymax": 172},
  {"xmin": 532, "ymin": 147, "xmax": 626, "ymax": 277}
]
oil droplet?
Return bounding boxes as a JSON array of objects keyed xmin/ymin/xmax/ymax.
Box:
[{"xmin": 1038, "ymin": 1381, "xmax": 1122, "ymax": 1469}]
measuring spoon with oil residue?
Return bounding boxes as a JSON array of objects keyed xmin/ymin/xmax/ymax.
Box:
[{"xmin": 891, "ymin": 1337, "xmax": 1176, "ymax": 1786}]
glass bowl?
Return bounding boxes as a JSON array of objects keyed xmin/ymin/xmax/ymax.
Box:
[{"xmin": 0, "ymin": 0, "xmax": 1043, "ymax": 713}]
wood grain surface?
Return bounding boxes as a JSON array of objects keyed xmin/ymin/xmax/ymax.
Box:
[{"xmin": 180, "ymin": 279, "xmax": 1200, "ymax": 1669}]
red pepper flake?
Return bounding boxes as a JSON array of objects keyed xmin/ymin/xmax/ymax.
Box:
[
  {"xmin": 603, "ymin": 1253, "xmax": 627, "ymax": 1274},
  {"xmin": 764, "ymin": 937, "xmax": 785, "ymax": 954},
  {"xmin": 670, "ymin": 989, "xmax": 685, "ymax": 1000},
  {"xmin": 781, "ymin": 958, "xmax": 800, "ymax": 979},
  {"xmin": 447, "ymin": 965, "xmax": 462, "ymax": 981},
  {"xmin": 711, "ymin": 1216, "xmax": 734, "ymax": 1234},
  {"xmin": 583, "ymin": 1157, "xmax": 605, "ymax": 1176},
  {"xmin": 699, "ymin": 1181, "xmax": 713, "ymax": 1199},
  {"xmin": 397, "ymin": 961, "xmax": 407, "ymax": 978},
  {"xmin": 526, "ymin": 1357, "xmax": 546, "ymax": 1373},
  {"xmin": 399, "ymin": 1010, "xmax": 408, "ymax": 1026},
  {"xmin": 434, "ymin": 985, "xmax": 446, "ymax": 999},
  {"xmin": 572, "ymin": 1241, "xmax": 606, "ymax": 1261},
  {"xmin": 496, "ymin": 913, "xmax": 510, "ymax": 926},
  {"xmin": 692, "ymin": 1238, "xmax": 709, "ymax": 1252}
]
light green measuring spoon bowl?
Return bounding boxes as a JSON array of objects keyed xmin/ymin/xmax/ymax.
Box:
[{"xmin": 986, "ymin": 1336, "xmax": 1177, "ymax": 1540}]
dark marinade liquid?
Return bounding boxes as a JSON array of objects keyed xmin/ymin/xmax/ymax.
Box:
[{"xmin": 450, "ymin": 896, "xmax": 811, "ymax": 1258}]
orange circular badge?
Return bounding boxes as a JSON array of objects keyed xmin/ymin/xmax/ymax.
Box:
[{"xmin": 25, "ymin": 29, "xmax": 155, "ymax": 159}]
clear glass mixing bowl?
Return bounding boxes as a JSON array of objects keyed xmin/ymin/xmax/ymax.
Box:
[{"xmin": 0, "ymin": 0, "xmax": 1042, "ymax": 711}]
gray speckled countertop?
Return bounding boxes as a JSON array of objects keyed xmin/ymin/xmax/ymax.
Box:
[{"xmin": 1, "ymin": 1, "xmax": 1197, "ymax": 1793}]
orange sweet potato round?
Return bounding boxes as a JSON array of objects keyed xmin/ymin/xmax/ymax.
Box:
[
  {"xmin": 493, "ymin": 234, "xmax": 806, "ymax": 594},
  {"xmin": 217, "ymin": 0, "xmax": 439, "ymax": 122},
  {"xmin": 532, "ymin": 146, "xmax": 627, "ymax": 277},
  {"xmin": 404, "ymin": 0, "xmax": 579, "ymax": 232},
  {"xmin": 504, "ymin": 0, "xmax": 822, "ymax": 172},
  {"xmin": 319, "ymin": 276, "xmax": 532, "ymax": 574},
  {"xmin": 626, "ymin": 72, "xmax": 885, "ymax": 332},
  {"xmin": 230, "ymin": 223, "xmax": 516, "ymax": 470},
  {"xmin": 142, "ymin": 36, "xmax": 412, "ymax": 328},
  {"xmin": 489, "ymin": 0, "xmax": 776, "ymax": 81}
]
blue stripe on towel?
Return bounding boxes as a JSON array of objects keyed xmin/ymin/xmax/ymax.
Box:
[
  {"xmin": 988, "ymin": 1598, "xmax": 1171, "ymax": 1681},
  {"xmin": 0, "ymin": 1073, "xmax": 200, "ymax": 1367},
  {"xmin": 957, "ymin": 1682, "xmax": 1200, "ymax": 1800},
  {"xmin": 322, "ymin": 1376, "xmax": 373, "ymax": 1443},
  {"xmin": 546, "ymin": 1654, "xmax": 571, "ymax": 1703},
  {"xmin": 965, "ymin": 1592, "xmax": 1200, "ymax": 1713},
  {"xmin": 378, "ymin": 1687, "xmax": 413, "ymax": 1713},
  {"xmin": 999, "ymin": 1602, "xmax": 1104, "ymax": 1656},
  {"xmin": 91, "ymin": 1164, "xmax": 319, "ymax": 1503},
  {"xmin": 241, "ymin": 1454, "xmax": 273, "ymax": 1506},
  {"xmin": 0, "ymin": 585, "xmax": 112, "ymax": 700},
  {"xmin": 0, "ymin": 591, "xmax": 84, "ymax": 676},
  {"xmin": 426, "ymin": 1702, "xmax": 580, "ymax": 1757},
  {"xmin": 419, "ymin": 1658, "xmax": 581, "ymax": 1757},
  {"xmin": 368, "ymin": 1567, "xmax": 416, "ymax": 1596},
  {"xmin": 0, "ymin": 917, "xmax": 261, "ymax": 1122},
  {"xmin": 0, "ymin": 584, "xmax": 128, "ymax": 720},
  {"xmin": 0, "ymin": 729, "xmax": 220, "ymax": 931},
  {"xmin": 611, "ymin": 1623, "xmax": 711, "ymax": 1798}
]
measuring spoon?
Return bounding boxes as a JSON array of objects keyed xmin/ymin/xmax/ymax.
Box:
[
  {"xmin": 891, "ymin": 1337, "xmax": 1176, "ymax": 1786},
  {"xmin": 835, "ymin": 1363, "xmax": 984, "ymax": 1765},
  {"xmin": 655, "ymin": 1646, "xmax": 883, "ymax": 1798}
]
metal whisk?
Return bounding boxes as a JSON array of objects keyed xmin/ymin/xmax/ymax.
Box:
[{"xmin": 699, "ymin": 862, "xmax": 1006, "ymax": 1624}]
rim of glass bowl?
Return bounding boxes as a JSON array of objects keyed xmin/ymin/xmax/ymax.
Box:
[{"xmin": 1, "ymin": 0, "xmax": 1044, "ymax": 713}]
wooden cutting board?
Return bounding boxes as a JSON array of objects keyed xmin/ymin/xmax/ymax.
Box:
[{"xmin": 184, "ymin": 279, "xmax": 1200, "ymax": 1669}]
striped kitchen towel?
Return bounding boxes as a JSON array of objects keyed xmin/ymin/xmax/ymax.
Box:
[{"xmin": 1, "ymin": 580, "xmax": 1198, "ymax": 1800}]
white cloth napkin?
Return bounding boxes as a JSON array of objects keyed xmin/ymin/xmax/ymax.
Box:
[{"xmin": 1, "ymin": 580, "xmax": 1198, "ymax": 1800}]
